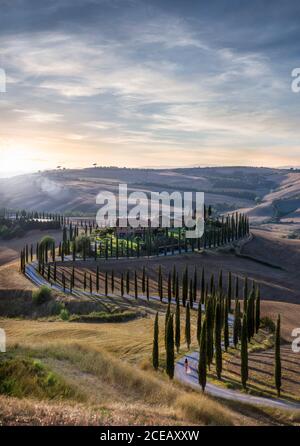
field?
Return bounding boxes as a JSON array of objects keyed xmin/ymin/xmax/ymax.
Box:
[{"xmin": 0, "ymin": 167, "xmax": 300, "ymax": 426}]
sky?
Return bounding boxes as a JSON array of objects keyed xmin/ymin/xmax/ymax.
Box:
[{"xmin": 0, "ymin": 0, "xmax": 300, "ymax": 176}]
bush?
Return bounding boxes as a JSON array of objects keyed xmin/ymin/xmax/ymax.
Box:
[
  {"xmin": 260, "ymin": 316, "xmax": 276, "ymax": 333},
  {"xmin": 32, "ymin": 286, "xmax": 52, "ymax": 305},
  {"xmin": 60, "ymin": 309, "xmax": 70, "ymax": 321}
]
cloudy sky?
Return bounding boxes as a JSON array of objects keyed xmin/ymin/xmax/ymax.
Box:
[{"xmin": 0, "ymin": 0, "xmax": 300, "ymax": 176}]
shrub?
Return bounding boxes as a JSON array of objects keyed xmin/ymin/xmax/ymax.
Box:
[
  {"xmin": 260, "ymin": 316, "xmax": 275, "ymax": 333},
  {"xmin": 60, "ymin": 309, "xmax": 70, "ymax": 321},
  {"xmin": 32, "ymin": 286, "xmax": 52, "ymax": 305}
]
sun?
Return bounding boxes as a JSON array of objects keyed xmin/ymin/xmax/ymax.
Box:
[{"xmin": 0, "ymin": 143, "xmax": 42, "ymax": 176}]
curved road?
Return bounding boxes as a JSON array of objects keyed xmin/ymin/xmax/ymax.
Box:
[{"xmin": 25, "ymin": 260, "xmax": 300, "ymax": 412}]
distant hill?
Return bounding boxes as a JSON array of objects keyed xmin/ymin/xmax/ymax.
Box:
[{"xmin": 1, "ymin": 166, "xmax": 299, "ymax": 221}]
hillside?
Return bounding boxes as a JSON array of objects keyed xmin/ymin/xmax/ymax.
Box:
[{"xmin": 0, "ymin": 166, "xmax": 292, "ymax": 216}]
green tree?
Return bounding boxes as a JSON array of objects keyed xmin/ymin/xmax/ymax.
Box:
[
  {"xmin": 175, "ymin": 299, "xmax": 181, "ymax": 353},
  {"xmin": 206, "ymin": 298, "xmax": 214, "ymax": 368},
  {"xmin": 185, "ymin": 303, "xmax": 191, "ymax": 349},
  {"xmin": 255, "ymin": 285, "xmax": 261, "ymax": 333},
  {"xmin": 166, "ymin": 314, "xmax": 175, "ymax": 379},
  {"xmin": 152, "ymin": 312, "xmax": 159, "ymax": 370},
  {"xmin": 196, "ymin": 299, "xmax": 202, "ymax": 345},
  {"xmin": 134, "ymin": 271, "xmax": 138, "ymax": 299},
  {"xmin": 214, "ymin": 301, "xmax": 222, "ymax": 379},
  {"xmin": 275, "ymin": 314, "xmax": 282, "ymax": 397},
  {"xmin": 198, "ymin": 318, "xmax": 207, "ymax": 392},
  {"xmin": 223, "ymin": 296, "xmax": 229, "ymax": 352},
  {"xmin": 233, "ymin": 299, "xmax": 241, "ymax": 348},
  {"xmin": 243, "ymin": 276, "xmax": 248, "ymax": 313},
  {"xmin": 241, "ymin": 313, "xmax": 248, "ymax": 389}
]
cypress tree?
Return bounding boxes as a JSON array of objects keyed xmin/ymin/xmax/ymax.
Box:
[
  {"xmin": 53, "ymin": 262, "xmax": 57, "ymax": 282},
  {"xmin": 105, "ymin": 271, "xmax": 108, "ymax": 295},
  {"xmin": 227, "ymin": 271, "xmax": 232, "ymax": 311},
  {"xmin": 185, "ymin": 303, "xmax": 191, "ymax": 349},
  {"xmin": 126, "ymin": 271, "xmax": 130, "ymax": 294},
  {"xmin": 111, "ymin": 269, "xmax": 115, "ymax": 293},
  {"xmin": 255, "ymin": 285, "xmax": 261, "ymax": 333},
  {"xmin": 62, "ymin": 272, "xmax": 66, "ymax": 292},
  {"xmin": 233, "ymin": 299, "xmax": 241, "ymax": 348},
  {"xmin": 146, "ymin": 276, "xmax": 150, "ymax": 300},
  {"xmin": 96, "ymin": 266, "xmax": 99, "ymax": 292},
  {"xmin": 142, "ymin": 266, "xmax": 146, "ymax": 293},
  {"xmin": 218, "ymin": 269, "xmax": 223, "ymax": 291},
  {"xmin": 196, "ymin": 298, "xmax": 202, "ymax": 345},
  {"xmin": 223, "ymin": 296, "xmax": 229, "ymax": 352},
  {"xmin": 246, "ymin": 290, "xmax": 255, "ymax": 341},
  {"xmin": 193, "ymin": 267, "xmax": 197, "ymax": 302},
  {"xmin": 235, "ymin": 275, "xmax": 239, "ymax": 299},
  {"xmin": 175, "ymin": 299, "xmax": 181, "ymax": 353},
  {"xmin": 275, "ymin": 314, "xmax": 281, "ymax": 397},
  {"xmin": 198, "ymin": 318, "xmax": 207, "ymax": 392},
  {"xmin": 189, "ymin": 278, "xmax": 193, "ymax": 309},
  {"xmin": 172, "ymin": 264, "xmax": 176, "ymax": 296},
  {"xmin": 206, "ymin": 298, "xmax": 214, "ymax": 368},
  {"xmin": 134, "ymin": 270, "xmax": 138, "ymax": 299},
  {"xmin": 168, "ymin": 272, "xmax": 172, "ymax": 303},
  {"xmin": 200, "ymin": 267, "xmax": 205, "ymax": 304},
  {"xmin": 166, "ymin": 314, "xmax": 175, "ymax": 379},
  {"xmin": 241, "ymin": 313, "xmax": 248, "ymax": 389},
  {"xmin": 214, "ymin": 301, "xmax": 222, "ymax": 379},
  {"xmin": 243, "ymin": 276, "xmax": 248, "ymax": 313},
  {"xmin": 152, "ymin": 312, "xmax": 159, "ymax": 370}
]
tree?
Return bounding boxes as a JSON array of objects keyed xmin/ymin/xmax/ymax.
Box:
[
  {"xmin": 134, "ymin": 271, "xmax": 138, "ymax": 299},
  {"xmin": 241, "ymin": 313, "xmax": 248, "ymax": 389},
  {"xmin": 175, "ymin": 299, "xmax": 181, "ymax": 353},
  {"xmin": 275, "ymin": 314, "xmax": 281, "ymax": 397},
  {"xmin": 198, "ymin": 318, "xmax": 207, "ymax": 392},
  {"xmin": 105, "ymin": 271, "xmax": 108, "ymax": 295},
  {"xmin": 165, "ymin": 304, "xmax": 171, "ymax": 348},
  {"xmin": 246, "ymin": 290, "xmax": 255, "ymax": 341},
  {"xmin": 243, "ymin": 276, "xmax": 248, "ymax": 313},
  {"xmin": 223, "ymin": 296, "xmax": 229, "ymax": 352},
  {"xmin": 235, "ymin": 275, "xmax": 239, "ymax": 299},
  {"xmin": 166, "ymin": 314, "xmax": 175, "ymax": 379},
  {"xmin": 255, "ymin": 285, "xmax": 261, "ymax": 333},
  {"xmin": 168, "ymin": 272, "xmax": 172, "ymax": 303},
  {"xmin": 111, "ymin": 269, "xmax": 115, "ymax": 293},
  {"xmin": 214, "ymin": 301, "xmax": 222, "ymax": 379},
  {"xmin": 152, "ymin": 312, "xmax": 159, "ymax": 370},
  {"xmin": 200, "ymin": 267, "xmax": 205, "ymax": 304},
  {"xmin": 227, "ymin": 271, "xmax": 232, "ymax": 311},
  {"xmin": 146, "ymin": 276, "xmax": 150, "ymax": 300},
  {"xmin": 142, "ymin": 266, "xmax": 146, "ymax": 293},
  {"xmin": 96, "ymin": 265, "xmax": 100, "ymax": 292},
  {"xmin": 185, "ymin": 303, "xmax": 191, "ymax": 349},
  {"xmin": 193, "ymin": 267, "xmax": 197, "ymax": 302},
  {"xmin": 206, "ymin": 298, "xmax": 214, "ymax": 369},
  {"xmin": 196, "ymin": 298, "xmax": 202, "ymax": 345},
  {"xmin": 233, "ymin": 299, "xmax": 241, "ymax": 348}
]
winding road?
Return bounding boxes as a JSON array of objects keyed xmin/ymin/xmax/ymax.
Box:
[{"xmin": 25, "ymin": 260, "xmax": 300, "ymax": 412}]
